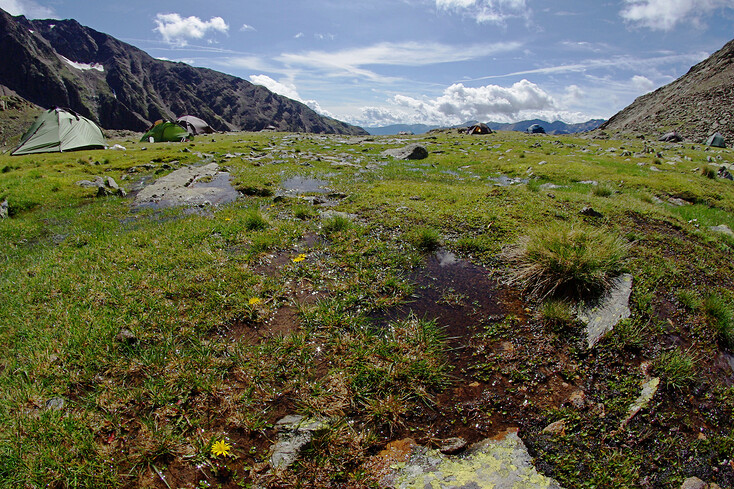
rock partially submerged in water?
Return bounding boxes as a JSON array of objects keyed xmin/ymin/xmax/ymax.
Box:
[{"xmin": 133, "ymin": 162, "xmax": 239, "ymax": 209}]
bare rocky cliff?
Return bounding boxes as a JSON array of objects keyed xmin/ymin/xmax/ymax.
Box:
[
  {"xmin": 600, "ymin": 39, "xmax": 734, "ymax": 142},
  {"xmin": 0, "ymin": 9, "xmax": 367, "ymax": 135}
]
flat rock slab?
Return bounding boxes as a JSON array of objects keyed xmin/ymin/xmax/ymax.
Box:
[
  {"xmin": 578, "ymin": 274, "xmax": 633, "ymax": 348},
  {"xmin": 710, "ymin": 224, "xmax": 734, "ymax": 237},
  {"xmin": 133, "ymin": 163, "xmax": 239, "ymax": 209},
  {"xmin": 270, "ymin": 415, "xmax": 329, "ymax": 470},
  {"xmin": 381, "ymin": 144, "xmax": 429, "ymax": 160},
  {"xmin": 383, "ymin": 430, "xmax": 563, "ymax": 489}
]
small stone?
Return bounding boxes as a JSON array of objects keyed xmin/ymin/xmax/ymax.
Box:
[
  {"xmin": 680, "ymin": 477, "xmax": 708, "ymax": 489},
  {"xmin": 580, "ymin": 206, "xmax": 603, "ymax": 218},
  {"xmin": 0, "ymin": 199, "xmax": 8, "ymax": 219},
  {"xmin": 45, "ymin": 397, "xmax": 65, "ymax": 411},
  {"xmin": 567, "ymin": 390, "xmax": 587, "ymax": 409},
  {"xmin": 542, "ymin": 420, "xmax": 567, "ymax": 436},
  {"xmin": 115, "ymin": 328, "xmax": 138, "ymax": 345},
  {"xmin": 438, "ymin": 437, "xmax": 467, "ymax": 454}
]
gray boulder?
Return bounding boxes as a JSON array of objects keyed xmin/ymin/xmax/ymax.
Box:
[{"xmin": 382, "ymin": 144, "xmax": 429, "ymax": 160}]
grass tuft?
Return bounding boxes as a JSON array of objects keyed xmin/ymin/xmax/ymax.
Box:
[
  {"xmin": 703, "ymin": 294, "xmax": 734, "ymax": 349},
  {"xmin": 322, "ymin": 214, "xmax": 352, "ymax": 234},
  {"xmin": 592, "ymin": 184, "xmax": 614, "ymax": 197},
  {"xmin": 243, "ymin": 208, "xmax": 269, "ymax": 231},
  {"xmin": 701, "ymin": 167, "xmax": 717, "ymax": 179},
  {"xmin": 538, "ymin": 299, "xmax": 575, "ymax": 330},
  {"xmin": 654, "ymin": 349, "xmax": 697, "ymax": 390},
  {"xmin": 408, "ymin": 226, "xmax": 441, "ymax": 251},
  {"xmin": 504, "ymin": 222, "xmax": 628, "ymax": 298}
]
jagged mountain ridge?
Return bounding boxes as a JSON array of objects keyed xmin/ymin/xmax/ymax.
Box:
[
  {"xmin": 0, "ymin": 9, "xmax": 366, "ymax": 135},
  {"xmin": 600, "ymin": 38, "xmax": 734, "ymax": 142}
]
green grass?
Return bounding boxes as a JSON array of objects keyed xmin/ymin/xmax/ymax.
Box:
[
  {"xmin": 1, "ymin": 130, "xmax": 733, "ymax": 488},
  {"xmin": 504, "ymin": 222, "xmax": 629, "ymax": 298},
  {"xmin": 703, "ymin": 294, "xmax": 734, "ymax": 349},
  {"xmin": 654, "ymin": 349, "xmax": 697, "ymax": 390}
]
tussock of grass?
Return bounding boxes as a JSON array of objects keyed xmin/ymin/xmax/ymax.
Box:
[
  {"xmin": 504, "ymin": 222, "xmax": 629, "ymax": 298},
  {"xmin": 592, "ymin": 184, "xmax": 614, "ymax": 197},
  {"xmin": 408, "ymin": 226, "xmax": 441, "ymax": 251},
  {"xmin": 243, "ymin": 208, "xmax": 268, "ymax": 231},
  {"xmin": 322, "ymin": 214, "xmax": 352, "ymax": 234},
  {"xmin": 703, "ymin": 294, "xmax": 734, "ymax": 349},
  {"xmin": 654, "ymin": 349, "xmax": 697, "ymax": 390}
]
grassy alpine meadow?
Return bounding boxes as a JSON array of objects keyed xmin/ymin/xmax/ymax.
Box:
[{"xmin": 1, "ymin": 130, "xmax": 734, "ymax": 488}]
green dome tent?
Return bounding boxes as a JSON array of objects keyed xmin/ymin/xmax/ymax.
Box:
[
  {"xmin": 706, "ymin": 132, "xmax": 726, "ymax": 148},
  {"xmin": 11, "ymin": 108, "xmax": 106, "ymax": 155},
  {"xmin": 141, "ymin": 121, "xmax": 191, "ymax": 142}
]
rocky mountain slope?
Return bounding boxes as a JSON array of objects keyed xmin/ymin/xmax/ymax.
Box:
[
  {"xmin": 0, "ymin": 8, "xmax": 366, "ymax": 135},
  {"xmin": 600, "ymin": 38, "xmax": 734, "ymax": 142}
]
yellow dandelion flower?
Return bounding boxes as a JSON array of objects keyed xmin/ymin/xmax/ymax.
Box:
[
  {"xmin": 292, "ymin": 254, "xmax": 307, "ymax": 263},
  {"xmin": 248, "ymin": 297, "xmax": 262, "ymax": 306},
  {"xmin": 211, "ymin": 439, "xmax": 231, "ymax": 458},
  {"xmin": 224, "ymin": 218, "xmax": 231, "ymax": 221}
]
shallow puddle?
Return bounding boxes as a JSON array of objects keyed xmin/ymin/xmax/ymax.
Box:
[
  {"xmin": 488, "ymin": 175, "xmax": 529, "ymax": 186},
  {"xmin": 371, "ymin": 249, "xmax": 508, "ymax": 352},
  {"xmin": 280, "ymin": 176, "xmax": 330, "ymax": 195}
]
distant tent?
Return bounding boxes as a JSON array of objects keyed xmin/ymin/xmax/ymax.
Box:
[
  {"xmin": 706, "ymin": 132, "xmax": 726, "ymax": 148},
  {"xmin": 11, "ymin": 107, "xmax": 105, "ymax": 155},
  {"xmin": 467, "ymin": 122, "xmax": 492, "ymax": 135},
  {"xmin": 659, "ymin": 131, "xmax": 683, "ymax": 143},
  {"xmin": 177, "ymin": 115, "xmax": 214, "ymax": 135},
  {"xmin": 140, "ymin": 121, "xmax": 191, "ymax": 142},
  {"xmin": 527, "ymin": 124, "xmax": 546, "ymax": 134}
]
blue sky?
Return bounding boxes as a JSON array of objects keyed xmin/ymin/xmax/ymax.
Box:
[{"xmin": 2, "ymin": 0, "xmax": 733, "ymax": 127}]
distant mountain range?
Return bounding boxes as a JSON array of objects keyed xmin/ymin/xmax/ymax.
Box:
[
  {"xmin": 600, "ymin": 38, "xmax": 734, "ymax": 143},
  {"xmin": 0, "ymin": 8, "xmax": 366, "ymax": 135},
  {"xmin": 365, "ymin": 119, "xmax": 606, "ymax": 136}
]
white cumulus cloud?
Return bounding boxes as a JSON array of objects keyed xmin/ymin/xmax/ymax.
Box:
[
  {"xmin": 394, "ymin": 80, "xmax": 557, "ymax": 123},
  {"xmin": 631, "ymin": 74, "xmax": 655, "ymax": 92},
  {"xmin": 240, "ymin": 24, "xmax": 256, "ymax": 32},
  {"xmin": 249, "ymin": 74, "xmax": 335, "ymax": 118},
  {"xmin": 0, "ymin": 0, "xmax": 55, "ymax": 18},
  {"xmin": 621, "ymin": 0, "xmax": 731, "ymax": 30},
  {"xmin": 436, "ymin": 0, "xmax": 529, "ymax": 23},
  {"xmin": 154, "ymin": 13, "xmax": 228, "ymax": 47},
  {"xmin": 351, "ymin": 80, "xmax": 579, "ymax": 127}
]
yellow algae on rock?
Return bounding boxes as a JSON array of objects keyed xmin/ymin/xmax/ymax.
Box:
[{"xmin": 388, "ymin": 430, "xmax": 563, "ymax": 489}]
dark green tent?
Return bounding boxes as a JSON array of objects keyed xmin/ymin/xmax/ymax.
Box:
[
  {"xmin": 12, "ymin": 108, "xmax": 105, "ymax": 155},
  {"xmin": 706, "ymin": 132, "xmax": 726, "ymax": 148},
  {"xmin": 141, "ymin": 121, "xmax": 191, "ymax": 142}
]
